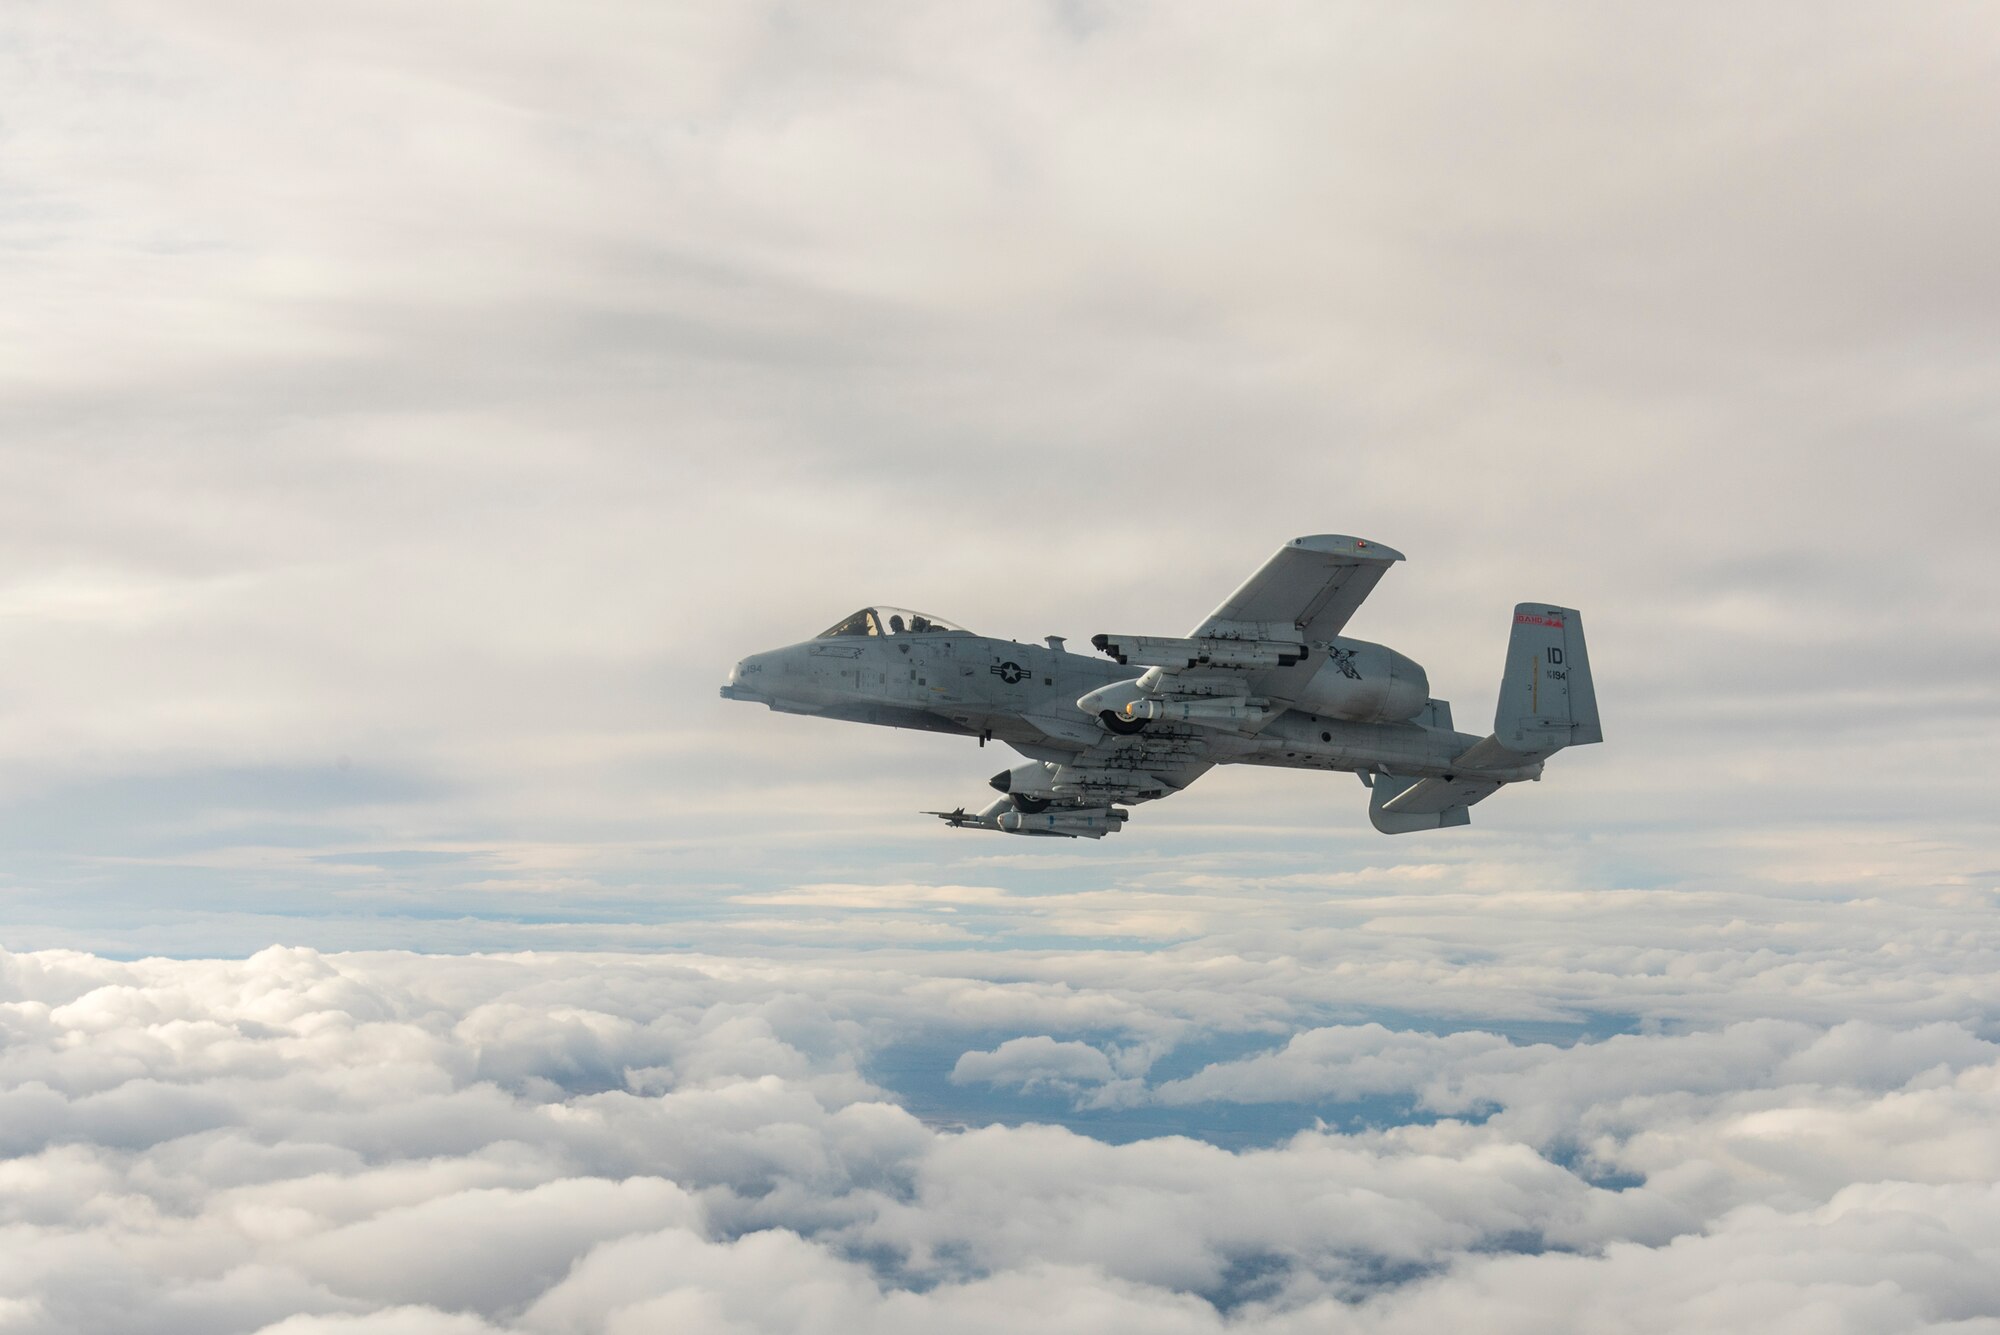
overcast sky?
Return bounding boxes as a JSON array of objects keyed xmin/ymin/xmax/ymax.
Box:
[{"xmin": 3, "ymin": 2, "xmax": 1999, "ymax": 1331}]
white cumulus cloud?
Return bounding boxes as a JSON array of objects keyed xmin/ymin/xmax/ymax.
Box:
[
  {"xmin": 951, "ymin": 1036, "xmax": 1119, "ymax": 1091},
  {"xmin": 2, "ymin": 941, "xmax": 1998, "ymax": 1332}
]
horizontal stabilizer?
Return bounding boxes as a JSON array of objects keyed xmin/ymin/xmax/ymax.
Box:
[
  {"xmin": 1414, "ymin": 698, "xmax": 1454, "ymax": 730},
  {"xmin": 1368, "ymin": 772, "xmax": 1474, "ymax": 835},
  {"xmin": 1381, "ymin": 774, "xmax": 1503, "ymax": 815},
  {"xmin": 1448, "ymin": 734, "xmax": 1538, "ymax": 773}
]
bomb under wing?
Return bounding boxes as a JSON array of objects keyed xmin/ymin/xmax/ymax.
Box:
[{"xmin": 722, "ymin": 536, "xmax": 1602, "ymax": 838}]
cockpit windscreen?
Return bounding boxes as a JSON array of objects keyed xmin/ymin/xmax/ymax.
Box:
[{"xmin": 817, "ymin": 607, "xmax": 968, "ymax": 638}]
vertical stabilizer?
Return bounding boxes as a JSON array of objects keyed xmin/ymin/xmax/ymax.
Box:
[{"xmin": 1496, "ymin": 604, "xmax": 1602, "ymax": 752}]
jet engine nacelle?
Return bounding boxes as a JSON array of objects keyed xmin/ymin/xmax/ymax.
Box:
[{"xmin": 1293, "ymin": 637, "xmax": 1430, "ymax": 724}]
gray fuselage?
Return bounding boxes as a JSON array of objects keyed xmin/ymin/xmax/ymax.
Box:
[{"xmin": 723, "ymin": 627, "xmax": 1524, "ymax": 785}]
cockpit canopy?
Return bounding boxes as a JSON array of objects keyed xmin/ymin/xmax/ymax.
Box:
[{"xmin": 817, "ymin": 606, "xmax": 969, "ymax": 638}]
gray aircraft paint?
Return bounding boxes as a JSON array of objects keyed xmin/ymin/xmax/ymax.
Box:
[{"xmin": 722, "ymin": 536, "xmax": 1602, "ymax": 838}]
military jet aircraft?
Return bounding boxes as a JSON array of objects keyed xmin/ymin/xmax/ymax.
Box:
[{"xmin": 721, "ymin": 535, "xmax": 1601, "ymax": 838}]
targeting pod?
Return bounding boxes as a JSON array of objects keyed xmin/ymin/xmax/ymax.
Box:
[{"xmin": 996, "ymin": 807, "xmax": 1128, "ymax": 837}]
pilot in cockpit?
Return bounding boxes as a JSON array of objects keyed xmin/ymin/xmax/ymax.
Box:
[{"xmin": 888, "ymin": 614, "xmax": 906, "ymax": 633}]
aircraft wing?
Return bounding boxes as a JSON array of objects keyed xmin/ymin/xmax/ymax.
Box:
[
  {"xmin": 1192, "ymin": 534, "xmax": 1404, "ymax": 642},
  {"xmin": 1145, "ymin": 534, "xmax": 1405, "ymax": 723},
  {"xmin": 944, "ymin": 536, "xmax": 1404, "ymax": 837},
  {"xmin": 1059, "ymin": 725, "xmax": 1216, "ymax": 806}
]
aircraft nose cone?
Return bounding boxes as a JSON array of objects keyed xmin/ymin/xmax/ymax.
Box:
[
  {"xmin": 729, "ymin": 650, "xmax": 777, "ymax": 684},
  {"xmin": 723, "ymin": 651, "xmax": 778, "ymax": 702}
]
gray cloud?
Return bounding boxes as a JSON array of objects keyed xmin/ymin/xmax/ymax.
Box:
[
  {"xmin": 1, "ymin": 1, "xmax": 1997, "ymax": 915},
  {"xmin": 950, "ymin": 1035, "xmax": 1119, "ymax": 1092}
]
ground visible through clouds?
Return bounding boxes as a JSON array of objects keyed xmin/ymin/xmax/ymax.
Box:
[{"xmin": 5, "ymin": 860, "xmax": 1999, "ymax": 1334}]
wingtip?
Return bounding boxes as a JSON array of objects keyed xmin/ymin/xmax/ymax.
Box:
[{"xmin": 1290, "ymin": 534, "xmax": 1406, "ymax": 562}]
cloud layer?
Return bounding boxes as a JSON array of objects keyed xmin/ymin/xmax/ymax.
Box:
[{"xmin": 4, "ymin": 925, "xmax": 1999, "ymax": 1333}]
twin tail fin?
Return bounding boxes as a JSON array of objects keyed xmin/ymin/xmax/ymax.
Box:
[
  {"xmin": 1367, "ymin": 602, "xmax": 1601, "ymax": 834},
  {"xmin": 1495, "ymin": 603, "xmax": 1602, "ymax": 752}
]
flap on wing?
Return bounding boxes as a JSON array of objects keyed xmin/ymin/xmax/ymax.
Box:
[
  {"xmin": 1381, "ymin": 774, "xmax": 1503, "ymax": 815},
  {"xmin": 1193, "ymin": 535, "xmax": 1405, "ymax": 642}
]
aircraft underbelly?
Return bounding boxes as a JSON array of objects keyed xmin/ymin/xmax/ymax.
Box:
[
  {"xmin": 1234, "ymin": 713, "xmax": 1478, "ymax": 777},
  {"xmin": 773, "ymin": 699, "xmax": 979, "ymax": 735}
]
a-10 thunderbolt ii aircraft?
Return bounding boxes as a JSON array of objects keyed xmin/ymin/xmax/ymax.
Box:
[{"xmin": 721, "ymin": 535, "xmax": 1601, "ymax": 838}]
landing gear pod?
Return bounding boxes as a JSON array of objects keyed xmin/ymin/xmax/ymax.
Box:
[
  {"xmin": 990, "ymin": 761, "xmax": 1057, "ymax": 812},
  {"xmin": 1075, "ymin": 681, "xmax": 1151, "ymax": 734}
]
